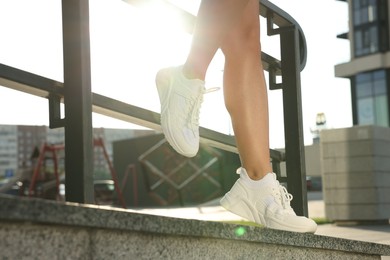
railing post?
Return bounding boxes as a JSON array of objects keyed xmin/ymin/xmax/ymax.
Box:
[
  {"xmin": 62, "ymin": 0, "xmax": 94, "ymax": 204},
  {"xmin": 280, "ymin": 26, "xmax": 308, "ymax": 217}
]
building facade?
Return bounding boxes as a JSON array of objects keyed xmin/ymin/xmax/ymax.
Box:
[
  {"xmin": 0, "ymin": 124, "xmax": 154, "ymax": 179},
  {"xmin": 335, "ymin": 0, "xmax": 390, "ymax": 126},
  {"xmin": 0, "ymin": 125, "xmax": 18, "ymax": 177}
]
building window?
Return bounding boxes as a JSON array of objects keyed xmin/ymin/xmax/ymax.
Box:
[
  {"xmin": 356, "ymin": 70, "xmax": 389, "ymax": 126},
  {"xmin": 353, "ymin": 0, "xmax": 388, "ymax": 57}
]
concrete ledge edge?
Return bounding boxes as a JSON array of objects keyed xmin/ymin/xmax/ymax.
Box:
[{"xmin": 0, "ymin": 194, "xmax": 389, "ymax": 256}]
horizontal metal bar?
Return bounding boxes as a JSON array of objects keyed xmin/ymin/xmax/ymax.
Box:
[
  {"xmin": 261, "ymin": 52, "xmax": 282, "ymax": 76},
  {"xmin": 0, "ymin": 63, "xmax": 285, "ymax": 162},
  {"xmin": 0, "ymin": 63, "xmax": 63, "ymax": 97}
]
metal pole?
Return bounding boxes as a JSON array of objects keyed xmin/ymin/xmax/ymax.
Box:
[
  {"xmin": 280, "ymin": 26, "xmax": 308, "ymax": 217},
  {"xmin": 62, "ymin": 0, "xmax": 94, "ymax": 204}
]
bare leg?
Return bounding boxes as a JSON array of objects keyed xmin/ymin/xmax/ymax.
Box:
[
  {"xmin": 175, "ymin": 0, "xmax": 316, "ymax": 232},
  {"xmin": 156, "ymin": 0, "xmax": 252, "ymax": 158},
  {"xmin": 221, "ymin": 0, "xmax": 272, "ymax": 180},
  {"xmin": 183, "ymin": 0, "xmax": 251, "ymax": 80},
  {"xmin": 183, "ymin": 0, "xmax": 272, "ymax": 180}
]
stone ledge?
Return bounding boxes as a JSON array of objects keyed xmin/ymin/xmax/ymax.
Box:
[
  {"xmin": 0, "ymin": 221, "xmax": 381, "ymax": 260},
  {"xmin": 0, "ymin": 195, "xmax": 390, "ymax": 258}
]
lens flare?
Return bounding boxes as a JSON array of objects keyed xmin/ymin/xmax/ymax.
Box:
[{"xmin": 234, "ymin": 226, "xmax": 247, "ymax": 237}]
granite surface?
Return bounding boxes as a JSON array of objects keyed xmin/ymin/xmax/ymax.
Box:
[
  {"xmin": 0, "ymin": 222, "xmax": 379, "ymax": 260},
  {"xmin": 0, "ymin": 194, "xmax": 389, "ymax": 258}
]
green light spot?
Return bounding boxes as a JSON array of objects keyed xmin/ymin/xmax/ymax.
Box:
[{"xmin": 235, "ymin": 226, "xmax": 246, "ymax": 237}]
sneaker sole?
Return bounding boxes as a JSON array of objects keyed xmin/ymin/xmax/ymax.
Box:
[
  {"xmin": 220, "ymin": 193, "xmax": 317, "ymax": 233},
  {"xmin": 220, "ymin": 193, "xmax": 266, "ymax": 226}
]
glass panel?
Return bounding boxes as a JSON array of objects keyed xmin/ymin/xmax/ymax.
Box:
[
  {"xmin": 374, "ymin": 78, "xmax": 387, "ymax": 95},
  {"xmin": 354, "ymin": 10, "xmax": 361, "ymax": 25},
  {"xmin": 369, "ymin": 26, "xmax": 378, "ymax": 52},
  {"xmin": 353, "ymin": 0, "xmax": 360, "ymax": 10},
  {"xmin": 356, "ymin": 81, "xmax": 372, "ymax": 98},
  {"xmin": 363, "ymin": 28, "xmax": 371, "ymax": 48},
  {"xmin": 356, "ymin": 72, "xmax": 372, "ymax": 98},
  {"xmin": 362, "ymin": 29, "xmax": 370, "ymax": 55},
  {"xmin": 373, "ymin": 70, "xmax": 387, "ymax": 95},
  {"xmin": 356, "ymin": 72, "xmax": 371, "ymax": 83},
  {"xmin": 354, "ymin": 30, "xmax": 363, "ymax": 56},
  {"xmin": 375, "ymin": 95, "xmax": 389, "ymax": 126},
  {"xmin": 355, "ymin": 26, "xmax": 379, "ymax": 55},
  {"xmin": 368, "ymin": 0, "xmax": 377, "ymax": 22},
  {"xmin": 353, "ymin": 0, "xmax": 383, "ymax": 56},
  {"xmin": 361, "ymin": 6, "xmax": 369, "ymax": 24},
  {"xmin": 373, "ymin": 70, "xmax": 386, "ymax": 80},
  {"xmin": 358, "ymin": 97, "xmax": 375, "ymax": 125}
]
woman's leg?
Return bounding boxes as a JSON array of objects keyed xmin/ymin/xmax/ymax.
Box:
[
  {"xmin": 218, "ymin": 0, "xmax": 316, "ymax": 233},
  {"xmin": 163, "ymin": 0, "xmax": 272, "ymax": 178},
  {"xmin": 157, "ymin": 0, "xmax": 317, "ymax": 232},
  {"xmin": 183, "ymin": 0, "xmax": 251, "ymax": 80},
  {"xmin": 156, "ymin": 0, "xmax": 252, "ymax": 157},
  {"xmin": 183, "ymin": 0, "xmax": 272, "ymax": 180},
  {"xmin": 220, "ymin": 0, "xmax": 272, "ymax": 180}
]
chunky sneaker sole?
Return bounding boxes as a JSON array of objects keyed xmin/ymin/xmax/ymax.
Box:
[
  {"xmin": 156, "ymin": 66, "xmax": 205, "ymax": 157},
  {"xmin": 220, "ymin": 168, "xmax": 317, "ymax": 233}
]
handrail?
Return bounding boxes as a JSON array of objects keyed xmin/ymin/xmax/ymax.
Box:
[
  {"xmin": 0, "ymin": 63, "xmax": 284, "ymax": 162},
  {"xmin": 260, "ymin": 0, "xmax": 307, "ymax": 71},
  {"xmin": 0, "ymin": 0, "xmax": 307, "ymax": 215}
]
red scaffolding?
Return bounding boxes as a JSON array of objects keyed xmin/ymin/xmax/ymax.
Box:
[{"xmin": 28, "ymin": 138, "xmax": 126, "ymax": 208}]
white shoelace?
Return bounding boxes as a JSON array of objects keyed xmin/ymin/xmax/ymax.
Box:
[
  {"xmin": 188, "ymin": 87, "xmax": 220, "ymax": 129},
  {"xmin": 278, "ymin": 184, "xmax": 294, "ymax": 210},
  {"xmin": 271, "ymin": 178, "xmax": 294, "ymax": 214}
]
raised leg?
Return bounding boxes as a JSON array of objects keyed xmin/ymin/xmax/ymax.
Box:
[{"xmin": 183, "ymin": 0, "xmax": 251, "ymax": 81}]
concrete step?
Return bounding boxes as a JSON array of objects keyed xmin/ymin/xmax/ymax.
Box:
[{"xmin": 0, "ymin": 195, "xmax": 389, "ymax": 259}]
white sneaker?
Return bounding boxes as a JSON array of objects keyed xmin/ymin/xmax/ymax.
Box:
[
  {"xmin": 156, "ymin": 66, "xmax": 205, "ymax": 157},
  {"xmin": 220, "ymin": 167, "xmax": 317, "ymax": 233}
]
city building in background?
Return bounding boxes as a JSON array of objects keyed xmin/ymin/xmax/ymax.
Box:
[
  {"xmin": 0, "ymin": 124, "xmax": 154, "ymax": 179},
  {"xmin": 335, "ymin": 0, "xmax": 390, "ymax": 127},
  {"xmin": 320, "ymin": 0, "xmax": 390, "ymax": 223}
]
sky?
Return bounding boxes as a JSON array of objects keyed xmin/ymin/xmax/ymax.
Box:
[{"xmin": 0, "ymin": 0, "xmax": 351, "ymax": 149}]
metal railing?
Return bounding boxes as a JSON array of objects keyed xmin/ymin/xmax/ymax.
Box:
[{"xmin": 0, "ymin": 0, "xmax": 309, "ymax": 216}]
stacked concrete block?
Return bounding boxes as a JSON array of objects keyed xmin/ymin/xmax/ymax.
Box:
[{"xmin": 320, "ymin": 125, "xmax": 390, "ymax": 223}]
